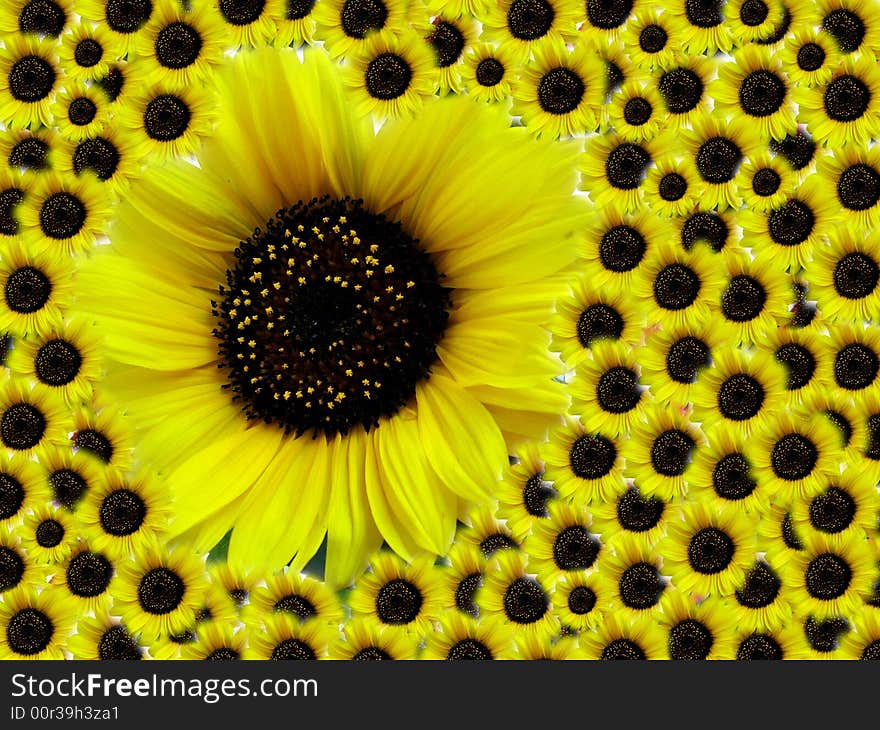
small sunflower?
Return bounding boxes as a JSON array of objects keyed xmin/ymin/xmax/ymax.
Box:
[
  {"xmin": 727, "ymin": 0, "xmax": 786, "ymax": 45},
  {"xmin": 621, "ymin": 8, "xmax": 685, "ymax": 71},
  {"xmin": 816, "ymin": 146, "xmax": 880, "ymax": 231},
  {"xmin": 589, "ymin": 483, "xmax": 669, "ymax": 548},
  {"xmin": 77, "ymin": 0, "xmax": 156, "ymax": 54},
  {"xmin": 419, "ymin": 13, "xmax": 476, "ymax": 95},
  {"xmin": 798, "ymin": 388, "xmax": 866, "ymax": 463},
  {"xmin": 0, "ymin": 585, "xmax": 75, "ymax": 660},
  {"xmin": 841, "ymin": 608, "xmax": 880, "ymax": 660},
  {"xmin": 332, "ymin": 616, "xmax": 420, "ymax": 660},
  {"xmin": 525, "ymin": 499, "xmax": 601, "ymax": 582},
  {"xmin": 181, "ymin": 621, "xmax": 247, "ymax": 660},
  {"xmin": 736, "ymin": 151, "xmax": 795, "ymax": 213},
  {"xmin": 314, "ymin": 0, "xmax": 405, "ymax": 58},
  {"xmin": 56, "ymin": 21, "xmax": 125, "ymax": 82},
  {"xmin": 460, "ymin": 43, "xmax": 517, "ymax": 104},
  {"xmin": 817, "ymin": 0, "xmax": 880, "ymax": 56},
  {"xmin": 781, "ymin": 25, "xmax": 841, "ymax": 88},
  {"xmin": 580, "ymin": 611, "xmax": 666, "ymax": 660},
  {"xmin": 677, "ymin": 207, "xmax": 741, "ymax": 254},
  {"xmin": 459, "ymin": 504, "xmax": 520, "ymax": 559},
  {"xmin": 479, "ymin": 550, "xmax": 559, "ymax": 638},
  {"xmin": 2, "ymin": 128, "xmax": 62, "ymax": 173},
  {"xmin": 246, "ymin": 612, "xmax": 335, "ymax": 659},
  {"xmin": 550, "ymin": 570, "xmax": 608, "ymax": 633},
  {"xmin": 581, "ymin": 133, "xmax": 655, "ymax": 213},
  {"xmin": 643, "ymin": 153, "xmax": 701, "ymax": 218},
  {"xmin": 0, "ymin": 34, "xmax": 60, "ymax": 130},
  {"xmin": 651, "ymin": 54, "xmax": 716, "ymax": 129},
  {"xmin": 60, "ymin": 128, "xmax": 141, "ymax": 193},
  {"xmin": 70, "ymin": 395, "xmax": 135, "ymax": 473},
  {"xmin": 54, "ymin": 544, "xmax": 116, "ymax": 613},
  {"xmin": 758, "ymin": 503, "xmax": 806, "ymax": 555},
  {"xmin": 423, "ymin": 611, "xmax": 514, "ymax": 660},
  {"xmin": 800, "ymin": 615, "xmax": 854, "ymax": 659},
  {"xmin": 674, "ymin": 0, "xmax": 733, "ymax": 54},
  {"xmin": 660, "ymin": 501, "xmax": 757, "ymax": 597},
  {"xmin": 0, "ymin": 452, "xmax": 47, "ymax": 527},
  {"xmin": 51, "ymin": 82, "xmax": 110, "ymax": 143},
  {"xmin": 0, "ymin": 169, "xmax": 31, "ymax": 240},
  {"xmin": 38, "ymin": 446, "xmax": 107, "ymax": 511},
  {"xmin": 207, "ymin": 561, "xmax": 257, "ymax": 611},
  {"xmin": 269, "ymin": 0, "xmax": 320, "ymax": 47},
  {"xmin": 733, "ymin": 625, "xmax": 810, "ymax": 660},
  {"xmin": 809, "ymin": 228, "xmax": 880, "ymax": 326},
  {"xmin": 0, "ymin": 379, "xmax": 67, "ymax": 458},
  {"xmin": 0, "ymin": 0, "xmax": 71, "ymax": 37},
  {"xmin": 67, "ymin": 612, "xmax": 146, "ymax": 660},
  {"xmin": 659, "ymin": 590, "xmax": 736, "ymax": 660},
  {"xmin": 761, "ymin": 325, "xmax": 825, "ymax": 406},
  {"xmin": 598, "ymin": 534, "xmax": 668, "ymax": 618},
  {"xmin": 443, "ymin": 540, "xmax": 485, "ymax": 618},
  {"xmin": 639, "ymin": 320, "xmax": 720, "ymax": 408},
  {"xmin": 248, "ymin": 568, "xmax": 345, "ymax": 625},
  {"xmin": 607, "ymin": 81, "xmax": 664, "ymax": 143},
  {"xmin": 21, "ymin": 503, "xmax": 78, "ymax": 565},
  {"xmin": 481, "ymin": 0, "xmax": 580, "ymax": 60},
  {"xmin": 730, "ymin": 555, "xmax": 795, "ymax": 633},
  {"xmin": 494, "ymin": 442, "xmax": 555, "ymax": 542},
  {"xmin": 791, "ymin": 469, "xmax": 880, "ymax": 542},
  {"xmin": 820, "ymin": 322, "xmax": 880, "ymax": 396}
]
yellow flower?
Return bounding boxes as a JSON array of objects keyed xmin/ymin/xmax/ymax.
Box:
[
  {"xmin": 480, "ymin": 550, "xmax": 559, "ymax": 638},
  {"xmin": 422, "ymin": 611, "xmax": 514, "ymax": 659},
  {"xmin": 67, "ymin": 611, "xmax": 146, "ymax": 660},
  {"xmin": 331, "ymin": 616, "xmax": 421, "ymax": 659},
  {"xmin": 580, "ymin": 610, "xmax": 666, "ymax": 659},
  {"xmin": 247, "ymin": 568, "xmax": 345, "ymax": 625},
  {"xmin": 658, "ymin": 590, "xmax": 737, "ymax": 660},
  {"xmin": 0, "ymin": 585, "xmax": 76, "ymax": 660},
  {"xmin": 245, "ymin": 612, "xmax": 336, "ymax": 659},
  {"xmin": 0, "ymin": 34, "xmax": 60, "ymax": 130}
]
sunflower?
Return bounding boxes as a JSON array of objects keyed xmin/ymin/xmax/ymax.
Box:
[
  {"xmin": 733, "ymin": 625, "xmax": 808, "ymax": 660},
  {"xmin": 423, "ymin": 611, "xmax": 514, "ymax": 660},
  {"xmin": 349, "ymin": 552, "xmax": 442, "ymax": 635},
  {"xmin": 2, "ymin": 128, "xmax": 63, "ymax": 174},
  {"xmin": 76, "ymin": 470, "xmax": 170, "ymax": 561},
  {"xmin": 460, "ymin": 42, "xmax": 517, "ymax": 104},
  {"xmin": 589, "ymin": 483, "xmax": 669, "ymax": 548},
  {"xmin": 95, "ymin": 64, "xmax": 128, "ymax": 105},
  {"xmin": 112, "ymin": 543, "xmax": 208, "ymax": 640},
  {"xmin": 247, "ymin": 568, "xmax": 344, "ymax": 626},
  {"xmin": 77, "ymin": 47, "xmax": 584, "ymax": 587},
  {"xmin": 783, "ymin": 531, "xmax": 876, "ymax": 619},
  {"xmin": 38, "ymin": 445, "xmax": 107, "ymax": 511},
  {"xmin": 419, "ymin": 13, "xmax": 476, "ymax": 95},
  {"xmin": 570, "ymin": 339, "xmax": 651, "ymax": 437},
  {"xmin": 841, "ymin": 608, "xmax": 880, "ymax": 660},
  {"xmin": 607, "ymin": 80, "xmax": 664, "ymax": 143},
  {"xmin": 791, "ymin": 469, "xmax": 880, "ymax": 542},
  {"xmin": 525, "ymin": 499, "xmax": 601, "ymax": 583},
  {"xmin": 820, "ymin": 321, "xmax": 880, "ymax": 396},
  {"xmin": 678, "ymin": 208, "xmax": 741, "ymax": 255},
  {"xmin": 0, "ymin": 378, "xmax": 66, "ymax": 458},
  {"xmin": 597, "ymin": 534, "xmax": 667, "ymax": 618},
  {"xmin": 730, "ymin": 555, "xmax": 795, "ymax": 633},
  {"xmin": 727, "ymin": 0, "xmax": 786, "ymax": 45},
  {"xmin": 796, "ymin": 54, "xmax": 880, "ymax": 148},
  {"xmin": 621, "ymin": 405, "xmax": 706, "ymax": 500},
  {"xmin": 0, "ymin": 525, "xmax": 46, "ymax": 595},
  {"xmin": 181, "ymin": 621, "xmax": 247, "ymax": 660},
  {"xmin": 77, "ymin": 0, "xmax": 156, "ymax": 54},
  {"xmin": 736, "ymin": 151, "xmax": 795, "ymax": 213},
  {"xmin": 459, "ymin": 504, "xmax": 520, "ymax": 559},
  {"xmin": 0, "ymin": 169, "xmax": 31, "ymax": 240},
  {"xmin": 0, "ymin": 452, "xmax": 48, "ymax": 527},
  {"xmin": 643, "ymin": 153, "xmax": 701, "ymax": 218},
  {"xmin": 760, "ymin": 326, "xmax": 826, "ymax": 407},
  {"xmin": 639, "ymin": 320, "xmax": 720, "ymax": 408},
  {"xmin": 443, "ymin": 540, "xmax": 485, "ymax": 618},
  {"xmin": 817, "ymin": 0, "xmax": 880, "ymax": 56},
  {"xmin": 781, "ymin": 25, "xmax": 841, "ymax": 88},
  {"xmin": 9, "ymin": 319, "xmax": 101, "ymax": 406},
  {"xmin": 621, "ymin": 8, "xmax": 685, "ymax": 71},
  {"xmin": 481, "ymin": 0, "xmax": 580, "ymax": 60},
  {"xmin": 494, "ymin": 441, "xmax": 555, "ymax": 542},
  {"xmin": 479, "ymin": 550, "xmax": 559, "ymax": 637},
  {"xmin": 581, "ymin": 133, "xmax": 656, "ymax": 213},
  {"xmin": 660, "ymin": 501, "xmax": 757, "ymax": 597},
  {"xmin": 514, "ymin": 38, "xmax": 605, "ymax": 139},
  {"xmin": 0, "ymin": 34, "xmax": 60, "ymax": 130},
  {"xmin": 51, "ymin": 82, "xmax": 110, "ymax": 143},
  {"xmin": 246, "ymin": 612, "xmax": 335, "ymax": 659},
  {"xmin": 21, "ymin": 502, "xmax": 78, "ymax": 565},
  {"xmin": 750, "ymin": 411, "xmax": 844, "ymax": 503},
  {"xmin": 59, "ymin": 128, "xmax": 141, "ymax": 193},
  {"xmin": 56, "ymin": 21, "xmax": 125, "ymax": 82},
  {"xmin": 674, "ymin": 0, "xmax": 733, "ymax": 54},
  {"xmin": 549, "ymin": 571, "xmax": 607, "ymax": 634},
  {"xmin": 651, "ymin": 54, "xmax": 716, "ymax": 130},
  {"xmin": 70, "ymin": 396, "xmax": 135, "ymax": 473},
  {"xmin": 0, "ymin": 0, "xmax": 71, "ymax": 36},
  {"xmin": 817, "ymin": 146, "xmax": 880, "ymax": 232},
  {"xmin": 580, "ymin": 611, "xmax": 666, "ymax": 660},
  {"xmin": 67, "ymin": 612, "xmax": 146, "ymax": 660},
  {"xmin": 0, "ymin": 585, "xmax": 75, "ymax": 660},
  {"xmin": 331, "ymin": 615, "xmax": 420, "ymax": 659},
  {"xmin": 54, "ymin": 544, "xmax": 116, "ymax": 613},
  {"xmin": 758, "ymin": 503, "xmax": 805, "ymax": 555},
  {"xmin": 800, "ymin": 615, "xmax": 854, "ymax": 659},
  {"xmin": 658, "ymin": 590, "xmax": 736, "ymax": 660},
  {"xmin": 207, "ymin": 561, "xmax": 257, "ymax": 611},
  {"xmin": 712, "ymin": 45, "xmax": 795, "ymax": 142},
  {"xmin": 314, "ymin": 0, "xmax": 405, "ymax": 58},
  {"xmin": 798, "ymin": 388, "xmax": 866, "ymax": 465}
]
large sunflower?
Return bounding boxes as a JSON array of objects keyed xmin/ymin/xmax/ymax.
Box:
[{"xmin": 77, "ymin": 46, "xmax": 584, "ymax": 588}]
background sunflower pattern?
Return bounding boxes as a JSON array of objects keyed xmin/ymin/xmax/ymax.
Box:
[{"xmin": 0, "ymin": 0, "xmax": 878, "ymax": 660}]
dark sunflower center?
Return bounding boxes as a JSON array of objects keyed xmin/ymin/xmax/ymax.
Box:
[
  {"xmin": 577, "ymin": 303, "xmax": 623, "ymax": 347},
  {"xmin": 739, "ymin": 70, "xmax": 785, "ymax": 117},
  {"xmin": 669, "ymin": 619, "xmax": 713, "ymax": 660},
  {"xmin": 98, "ymin": 625, "xmax": 142, "ymax": 660},
  {"xmin": 650, "ymin": 429, "xmax": 695, "ymax": 476},
  {"xmin": 475, "ymin": 58, "xmax": 504, "ymax": 87},
  {"xmin": 340, "ymin": 0, "xmax": 386, "ymax": 38},
  {"xmin": 824, "ymin": 75, "xmax": 870, "ymax": 122},
  {"xmin": 596, "ymin": 366, "xmax": 641, "ymax": 413},
  {"xmin": 781, "ymin": 512, "xmax": 803, "ymax": 550},
  {"xmin": 805, "ymin": 553, "xmax": 852, "ymax": 600},
  {"xmin": 74, "ymin": 137, "xmax": 122, "ymax": 181},
  {"xmin": 826, "ymin": 409, "xmax": 854, "ymax": 447},
  {"xmin": 376, "ymin": 578, "xmax": 423, "ymax": 624},
  {"xmin": 455, "ymin": 572, "xmax": 481, "ymax": 617},
  {"xmin": 696, "ymin": 137, "xmax": 742, "ymax": 184},
  {"xmin": 50, "ymin": 468, "xmax": 88, "ymax": 508},
  {"xmin": 681, "ymin": 211, "xmax": 729, "ymax": 252},
  {"xmin": 537, "ymin": 67, "xmax": 585, "ymax": 115},
  {"xmin": 74, "ymin": 39, "xmax": 103, "ymax": 68},
  {"xmin": 736, "ymin": 561, "xmax": 781, "ymax": 608},
  {"xmin": 214, "ymin": 197, "xmax": 449, "ymax": 437},
  {"xmin": 740, "ymin": 0, "xmax": 768, "ymax": 24},
  {"xmin": 770, "ymin": 433, "xmax": 818, "ymax": 480},
  {"xmin": 586, "ymin": 0, "xmax": 633, "ymax": 29},
  {"xmin": 712, "ymin": 452, "xmax": 756, "ymax": 501},
  {"xmin": 809, "ymin": 487, "xmax": 856, "ymax": 534},
  {"xmin": 447, "ymin": 639, "xmax": 493, "ymax": 660},
  {"xmin": 229, "ymin": 588, "xmax": 248, "ymax": 606},
  {"xmin": 98, "ymin": 67, "xmax": 125, "ymax": 101},
  {"xmin": 805, "ymin": 616, "xmax": 849, "ymax": 653},
  {"xmin": 736, "ymin": 633, "xmax": 783, "ymax": 660},
  {"xmin": 8, "ymin": 55, "xmax": 55, "ymax": 102},
  {"xmin": 688, "ymin": 527, "xmax": 734, "ymax": 574},
  {"xmin": 0, "ymin": 403, "xmax": 45, "ymax": 451},
  {"xmin": 99, "ymin": 489, "xmax": 147, "ymax": 537},
  {"xmin": 507, "ymin": 0, "xmax": 554, "ymax": 40},
  {"xmin": 34, "ymin": 339, "xmax": 82, "ymax": 387},
  {"xmin": 601, "ymin": 638, "xmax": 645, "ymax": 660},
  {"xmin": 105, "ymin": 0, "xmax": 152, "ymax": 32},
  {"xmin": 658, "ymin": 172, "xmax": 686, "ymax": 201},
  {"xmin": 271, "ymin": 639, "xmax": 316, "ymax": 660},
  {"xmin": 66, "ymin": 551, "xmax": 113, "ymax": 598},
  {"xmin": 605, "ymin": 143, "xmax": 651, "ymax": 189},
  {"xmin": 67, "ymin": 97, "xmax": 97, "ymax": 127},
  {"xmin": 365, "ymin": 53, "xmax": 412, "ymax": 100},
  {"xmin": 797, "ymin": 43, "xmax": 826, "ymax": 72},
  {"xmin": 138, "ymin": 567, "xmax": 185, "ymax": 615},
  {"xmin": 502, "ymin": 577, "xmax": 548, "ymax": 624},
  {"xmin": 522, "ymin": 473, "xmax": 553, "ymax": 517},
  {"xmin": 155, "ymin": 22, "xmax": 203, "ymax": 70},
  {"xmin": 428, "ymin": 21, "xmax": 465, "ymax": 68},
  {"xmin": 39, "ymin": 192, "xmax": 87, "ymax": 240},
  {"xmin": 5, "ymin": 266, "xmax": 51, "ymax": 314},
  {"xmin": 665, "ymin": 335, "xmax": 710, "ymax": 384},
  {"xmin": 837, "ymin": 164, "xmax": 880, "ymax": 211},
  {"xmin": 639, "ymin": 24, "xmax": 667, "ymax": 52},
  {"xmin": 217, "ymin": 0, "xmax": 264, "ymax": 25},
  {"xmin": 617, "ymin": 487, "xmax": 664, "ymax": 532},
  {"xmin": 767, "ymin": 199, "xmax": 815, "ymax": 245},
  {"xmin": 205, "ymin": 648, "xmax": 240, "ymax": 660},
  {"xmin": 479, "ymin": 532, "xmax": 517, "ymax": 558},
  {"xmin": 770, "ymin": 131, "xmax": 815, "ymax": 171},
  {"xmin": 6, "ymin": 608, "xmax": 53, "ymax": 656},
  {"xmin": 35, "ymin": 519, "xmax": 64, "ymax": 548},
  {"xmin": 350, "ymin": 646, "xmax": 390, "ymax": 660},
  {"xmin": 622, "ymin": 97, "xmax": 652, "ymax": 126},
  {"xmin": 752, "ymin": 167, "xmax": 781, "ymax": 196},
  {"xmin": 552, "ymin": 525, "xmax": 600, "ymax": 570},
  {"xmin": 0, "ymin": 188, "xmax": 24, "ymax": 236},
  {"xmin": 834, "ymin": 343, "xmax": 880, "ymax": 390},
  {"xmin": 685, "ymin": 0, "xmax": 723, "ymax": 27},
  {"xmin": 569, "ymin": 434, "xmax": 617, "ymax": 479},
  {"xmin": 599, "ymin": 225, "xmax": 646, "ymax": 272},
  {"xmin": 273, "ymin": 594, "xmax": 317, "ymax": 620},
  {"xmin": 568, "ymin": 585, "xmax": 597, "ymax": 615},
  {"xmin": 19, "ymin": 0, "xmax": 66, "ymax": 35},
  {"xmin": 74, "ymin": 429, "xmax": 114, "ymax": 462},
  {"xmin": 143, "ymin": 95, "xmax": 191, "ymax": 142},
  {"xmin": 653, "ymin": 263, "xmax": 700, "ymax": 311},
  {"xmin": 775, "ymin": 343, "xmax": 816, "ymax": 391},
  {"xmin": 823, "ymin": 9, "xmax": 866, "ymax": 53},
  {"xmin": 0, "ymin": 473, "xmax": 24, "ymax": 520},
  {"xmin": 866, "ymin": 414, "xmax": 880, "ymax": 460},
  {"xmin": 0, "ymin": 546, "xmax": 25, "ymax": 592},
  {"xmin": 286, "ymin": 0, "xmax": 316, "ymax": 19},
  {"xmin": 721, "ymin": 275, "xmax": 767, "ymax": 322},
  {"xmin": 619, "ymin": 561, "xmax": 663, "ymax": 609}
]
